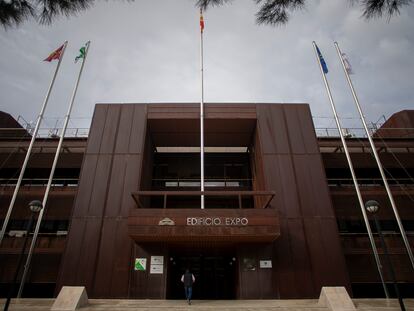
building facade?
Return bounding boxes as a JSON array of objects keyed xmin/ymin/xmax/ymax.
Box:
[{"xmin": 0, "ymin": 104, "xmax": 413, "ymax": 299}]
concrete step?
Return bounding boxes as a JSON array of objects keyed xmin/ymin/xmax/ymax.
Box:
[{"xmin": 1, "ymin": 298, "xmax": 414, "ymax": 311}]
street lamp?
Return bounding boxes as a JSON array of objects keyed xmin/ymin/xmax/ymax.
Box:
[
  {"xmin": 365, "ymin": 200, "xmax": 405, "ymax": 311},
  {"xmin": 3, "ymin": 200, "xmax": 43, "ymax": 311}
]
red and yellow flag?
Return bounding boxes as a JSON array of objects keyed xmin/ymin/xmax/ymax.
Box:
[
  {"xmin": 200, "ymin": 9, "xmax": 205, "ymax": 32},
  {"xmin": 44, "ymin": 44, "xmax": 64, "ymax": 62}
]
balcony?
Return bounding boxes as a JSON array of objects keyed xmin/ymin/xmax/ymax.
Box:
[{"xmin": 128, "ymin": 190, "xmax": 279, "ymax": 243}]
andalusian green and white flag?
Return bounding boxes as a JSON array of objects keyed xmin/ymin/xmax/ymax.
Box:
[{"xmin": 75, "ymin": 44, "xmax": 87, "ymax": 63}]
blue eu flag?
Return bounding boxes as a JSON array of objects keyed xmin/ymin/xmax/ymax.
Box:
[{"xmin": 316, "ymin": 44, "xmax": 329, "ymax": 74}]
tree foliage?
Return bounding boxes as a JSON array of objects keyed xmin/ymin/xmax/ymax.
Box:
[
  {"xmin": 1, "ymin": 0, "xmax": 94, "ymax": 27},
  {"xmin": 0, "ymin": 0, "xmax": 412, "ymax": 28},
  {"xmin": 196, "ymin": 0, "xmax": 413, "ymax": 25}
]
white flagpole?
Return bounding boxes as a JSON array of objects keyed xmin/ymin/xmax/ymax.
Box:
[
  {"xmin": 0, "ymin": 41, "xmax": 68, "ymax": 246},
  {"xmin": 200, "ymin": 9, "xmax": 205, "ymax": 209},
  {"xmin": 312, "ymin": 41, "xmax": 389, "ymax": 298},
  {"xmin": 335, "ymin": 41, "xmax": 414, "ymax": 271},
  {"xmin": 17, "ymin": 41, "xmax": 91, "ymax": 297}
]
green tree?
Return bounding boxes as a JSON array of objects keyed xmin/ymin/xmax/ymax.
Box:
[{"xmin": 196, "ymin": 0, "xmax": 413, "ymax": 26}]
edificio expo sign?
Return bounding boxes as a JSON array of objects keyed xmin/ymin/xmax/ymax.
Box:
[{"xmin": 186, "ymin": 217, "xmax": 248, "ymax": 226}]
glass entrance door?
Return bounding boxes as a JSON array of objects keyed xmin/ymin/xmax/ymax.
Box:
[{"xmin": 167, "ymin": 248, "xmax": 237, "ymax": 299}]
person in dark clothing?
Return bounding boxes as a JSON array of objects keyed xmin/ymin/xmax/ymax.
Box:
[{"xmin": 181, "ymin": 269, "xmax": 195, "ymax": 305}]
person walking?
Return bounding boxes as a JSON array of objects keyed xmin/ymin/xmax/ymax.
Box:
[{"xmin": 181, "ymin": 269, "xmax": 195, "ymax": 305}]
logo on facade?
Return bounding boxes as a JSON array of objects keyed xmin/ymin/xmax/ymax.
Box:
[
  {"xmin": 158, "ymin": 217, "xmax": 175, "ymax": 226},
  {"xmin": 186, "ymin": 217, "xmax": 248, "ymax": 226}
]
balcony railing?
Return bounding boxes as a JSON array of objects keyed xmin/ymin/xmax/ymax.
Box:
[
  {"xmin": 151, "ymin": 178, "xmax": 252, "ymax": 189},
  {"xmin": 131, "ymin": 190, "xmax": 275, "ymax": 209},
  {"xmin": 327, "ymin": 178, "xmax": 414, "ymax": 187},
  {"xmin": 0, "ymin": 178, "xmax": 79, "ymax": 190}
]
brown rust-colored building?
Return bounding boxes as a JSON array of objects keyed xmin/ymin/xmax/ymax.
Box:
[{"xmin": 0, "ymin": 105, "xmax": 413, "ymax": 299}]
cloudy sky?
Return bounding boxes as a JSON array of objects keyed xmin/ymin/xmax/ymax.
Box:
[{"xmin": 0, "ymin": 0, "xmax": 413, "ymax": 132}]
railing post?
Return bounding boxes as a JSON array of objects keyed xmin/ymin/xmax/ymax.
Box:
[
  {"xmin": 163, "ymin": 194, "xmax": 167, "ymax": 209},
  {"xmin": 238, "ymin": 194, "xmax": 242, "ymax": 209}
]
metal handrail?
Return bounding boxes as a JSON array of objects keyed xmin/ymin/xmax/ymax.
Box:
[
  {"xmin": 131, "ymin": 190, "xmax": 275, "ymax": 210},
  {"xmin": 315, "ymin": 127, "xmax": 414, "ymax": 138},
  {"xmin": 0, "ymin": 178, "xmax": 79, "ymax": 190},
  {"xmin": 0, "ymin": 127, "xmax": 89, "ymax": 138},
  {"xmin": 327, "ymin": 177, "xmax": 414, "ymax": 185},
  {"xmin": 152, "ymin": 178, "xmax": 252, "ymax": 188}
]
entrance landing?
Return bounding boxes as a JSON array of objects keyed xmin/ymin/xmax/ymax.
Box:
[{"xmin": 2, "ymin": 298, "xmax": 413, "ymax": 311}]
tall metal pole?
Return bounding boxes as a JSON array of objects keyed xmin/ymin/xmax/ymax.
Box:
[
  {"xmin": 312, "ymin": 41, "xmax": 389, "ymax": 298},
  {"xmin": 200, "ymin": 9, "xmax": 205, "ymax": 209},
  {"xmin": 0, "ymin": 41, "xmax": 68, "ymax": 246},
  {"xmin": 372, "ymin": 215, "xmax": 406, "ymax": 311},
  {"xmin": 17, "ymin": 41, "xmax": 91, "ymax": 297},
  {"xmin": 335, "ymin": 41, "xmax": 414, "ymax": 271},
  {"xmin": 3, "ymin": 213, "xmax": 35, "ymax": 311}
]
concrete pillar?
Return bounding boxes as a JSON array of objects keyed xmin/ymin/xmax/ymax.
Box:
[
  {"xmin": 318, "ymin": 287, "xmax": 356, "ymax": 311},
  {"xmin": 51, "ymin": 286, "xmax": 88, "ymax": 310}
]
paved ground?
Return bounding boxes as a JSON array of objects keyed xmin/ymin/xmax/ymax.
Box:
[{"xmin": 1, "ymin": 298, "xmax": 413, "ymax": 311}]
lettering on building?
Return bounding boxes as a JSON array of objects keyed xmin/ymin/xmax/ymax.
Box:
[{"xmin": 186, "ymin": 217, "xmax": 248, "ymax": 226}]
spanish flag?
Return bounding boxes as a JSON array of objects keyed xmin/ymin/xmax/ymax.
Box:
[
  {"xmin": 200, "ymin": 9, "xmax": 204, "ymax": 32},
  {"xmin": 44, "ymin": 44, "xmax": 65, "ymax": 62}
]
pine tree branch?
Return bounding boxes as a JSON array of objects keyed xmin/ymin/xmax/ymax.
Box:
[{"xmin": 196, "ymin": 0, "xmax": 413, "ymax": 25}]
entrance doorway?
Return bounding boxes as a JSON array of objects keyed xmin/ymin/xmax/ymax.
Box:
[{"xmin": 167, "ymin": 246, "xmax": 237, "ymax": 299}]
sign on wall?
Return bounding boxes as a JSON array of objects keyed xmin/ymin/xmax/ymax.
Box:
[
  {"xmin": 151, "ymin": 256, "xmax": 164, "ymax": 265},
  {"xmin": 259, "ymin": 260, "xmax": 272, "ymax": 268},
  {"xmin": 150, "ymin": 255, "xmax": 164, "ymax": 274},
  {"xmin": 186, "ymin": 217, "xmax": 248, "ymax": 226},
  {"xmin": 150, "ymin": 265, "xmax": 163, "ymax": 274},
  {"xmin": 134, "ymin": 258, "xmax": 147, "ymax": 271}
]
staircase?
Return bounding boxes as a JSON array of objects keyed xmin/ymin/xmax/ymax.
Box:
[{"xmin": 2, "ymin": 298, "xmax": 413, "ymax": 311}]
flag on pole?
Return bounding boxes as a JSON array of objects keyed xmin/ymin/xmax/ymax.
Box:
[
  {"xmin": 75, "ymin": 44, "xmax": 87, "ymax": 63},
  {"xmin": 200, "ymin": 9, "xmax": 205, "ymax": 32},
  {"xmin": 44, "ymin": 44, "xmax": 65, "ymax": 62},
  {"xmin": 341, "ymin": 53, "xmax": 354, "ymax": 75},
  {"xmin": 315, "ymin": 44, "xmax": 328, "ymax": 74}
]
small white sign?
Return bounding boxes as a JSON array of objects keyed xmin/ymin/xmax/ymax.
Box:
[
  {"xmin": 150, "ymin": 264, "xmax": 164, "ymax": 274},
  {"xmin": 151, "ymin": 256, "xmax": 164, "ymax": 265},
  {"xmin": 259, "ymin": 260, "xmax": 272, "ymax": 268}
]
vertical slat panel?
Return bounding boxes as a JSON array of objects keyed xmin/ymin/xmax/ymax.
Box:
[
  {"xmin": 288, "ymin": 219, "xmax": 315, "ymax": 298},
  {"xmin": 120, "ymin": 155, "xmax": 142, "ymax": 217},
  {"xmin": 302, "ymin": 218, "xmax": 327, "ymax": 295},
  {"xmin": 55, "ymin": 218, "xmax": 86, "ymax": 289},
  {"xmin": 319, "ymin": 218, "xmax": 351, "ymax": 289},
  {"xmin": 93, "ymin": 218, "xmax": 119, "ymax": 297},
  {"xmin": 72, "ymin": 155, "xmax": 98, "ymax": 217},
  {"xmin": 86, "ymin": 105, "xmax": 108, "ymax": 154},
  {"xmin": 129, "ymin": 105, "xmax": 147, "ymax": 154},
  {"xmin": 308, "ymin": 154, "xmax": 335, "ymax": 217},
  {"xmin": 115, "ymin": 105, "xmax": 135, "ymax": 154},
  {"xmin": 88, "ymin": 155, "xmax": 112, "ymax": 216},
  {"xmin": 256, "ymin": 105, "xmax": 289, "ymax": 154},
  {"xmin": 284, "ymin": 106, "xmax": 306, "ymax": 154},
  {"xmin": 75, "ymin": 218, "xmax": 102, "ymax": 291},
  {"xmin": 297, "ymin": 105, "xmax": 319, "ymax": 154},
  {"xmin": 99, "ymin": 105, "xmax": 121, "ymax": 154},
  {"xmin": 105, "ymin": 155, "xmax": 127, "ymax": 218},
  {"xmin": 263, "ymin": 155, "xmax": 301, "ymax": 218},
  {"xmin": 110, "ymin": 220, "xmax": 133, "ymax": 297},
  {"xmin": 293, "ymin": 155, "xmax": 317, "ymax": 217},
  {"xmin": 273, "ymin": 220, "xmax": 295, "ymax": 297}
]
